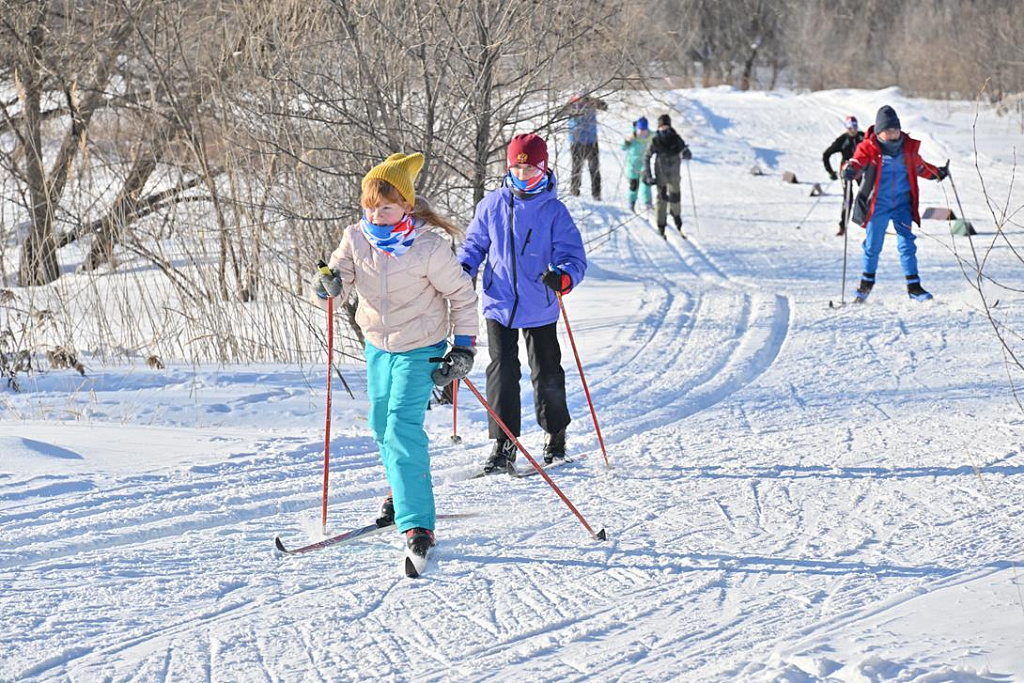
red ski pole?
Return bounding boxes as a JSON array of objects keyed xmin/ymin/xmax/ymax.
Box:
[
  {"xmin": 317, "ymin": 260, "xmax": 334, "ymax": 534},
  {"xmin": 451, "ymin": 379, "xmax": 462, "ymax": 443},
  {"xmin": 461, "ymin": 378, "xmax": 606, "ymax": 541},
  {"xmin": 556, "ymin": 293, "xmax": 610, "ymax": 468}
]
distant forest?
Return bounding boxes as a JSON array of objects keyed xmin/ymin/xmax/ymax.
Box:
[{"xmin": 1, "ymin": 0, "xmax": 1020, "ymax": 369}]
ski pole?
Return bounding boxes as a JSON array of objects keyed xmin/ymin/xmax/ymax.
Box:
[
  {"xmin": 840, "ymin": 180, "xmax": 851, "ymax": 304},
  {"xmin": 556, "ymin": 292, "xmax": 610, "ymax": 468},
  {"xmin": 794, "ymin": 179, "xmax": 834, "ymax": 230},
  {"xmin": 943, "ymin": 162, "xmax": 967, "ymax": 220},
  {"xmin": 317, "ymin": 260, "xmax": 334, "ymax": 534},
  {"xmin": 460, "ymin": 377, "xmax": 606, "ymax": 541},
  {"xmin": 451, "ymin": 379, "xmax": 462, "ymax": 443},
  {"xmin": 685, "ymin": 159, "xmax": 700, "ymax": 236}
]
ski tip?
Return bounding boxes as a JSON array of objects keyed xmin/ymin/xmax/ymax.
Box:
[
  {"xmin": 404, "ymin": 556, "xmax": 421, "ymax": 579},
  {"xmin": 595, "ymin": 528, "xmax": 608, "ymax": 541},
  {"xmin": 273, "ymin": 536, "xmax": 288, "ymax": 554}
]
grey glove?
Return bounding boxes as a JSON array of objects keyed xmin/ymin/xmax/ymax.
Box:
[
  {"xmin": 313, "ymin": 262, "xmax": 343, "ymax": 300},
  {"xmin": 431, "ymin": 346, "xmax": 474, "ymax": 387}
]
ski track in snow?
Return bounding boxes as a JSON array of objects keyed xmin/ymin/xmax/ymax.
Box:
[{"xmin": 3, "ymin": 87, "xmax": 1024, "ymax": 681}]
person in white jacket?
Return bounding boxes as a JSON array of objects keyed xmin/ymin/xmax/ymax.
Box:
[{"xmin": 313, "ymin": 152, "xmax": 479, "ymax": 559}]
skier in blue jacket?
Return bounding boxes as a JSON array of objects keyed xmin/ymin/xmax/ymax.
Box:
[{"xmin": 458, "ymin": 133, "xmax": 588, "ymax": 474}]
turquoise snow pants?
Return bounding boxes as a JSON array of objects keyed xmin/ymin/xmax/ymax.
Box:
[
  {"xmin": 365, "ymin": 340, "xmax": 444, "ymax": 532},
  {"xmin": 627, "ymin": 175, "xmax": 653, "ymax": 206}
]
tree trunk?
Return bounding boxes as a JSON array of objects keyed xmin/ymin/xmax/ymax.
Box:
[
  {"xmin": 471, "ymin": 5, "xmax": 495, "ymax": 208},
  {"xmin": 81, "ymin": 130, "xmax": 171, "ymax": 271},
  {"xmin": 17, "ymin": 23, "xmax": 59, "ymax": 287},
  {"xmin": 741, "ymin": 46, "xmax": 759, "ymax": 91}
]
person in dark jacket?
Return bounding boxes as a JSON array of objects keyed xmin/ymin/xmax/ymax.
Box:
[
  {"xmin": 823, "ymin": 116, "xmax": 864, "ymax": 181},
  {"xmin": 643, "ymin": 114, "xmax": 691, "ymax": 238},
  {"xmin": 842, "ymin": 105, "xmax": 947, "ymax": 302},
  {"xmin": 565, "ymin": 93, "xmax": 608, "ymax": 200},
  {"xmin": 458, "ymin": 133, "xmax": 588, "ymax": 474},
  {"xmin": 823, "ymin": 116, "xmax": 864, "ymax": 236}
]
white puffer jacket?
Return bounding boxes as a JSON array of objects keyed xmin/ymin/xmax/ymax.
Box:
[{"xmin": 315, "ymin": 223, "xmax": 479, "ymax": 353}]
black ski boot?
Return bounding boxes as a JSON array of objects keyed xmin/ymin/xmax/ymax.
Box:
[
  {"xmin": 405, "ymin": 527, "xmax": 435, "ymax": 557},
  {"xmin": 543, "ymin": 429, "xmax": 567, "ymax": 465},
  {"xmin": 853, "ymin": 272, "xmax": 875, "ymax": 303},
  {"xmin": 673, "ymin": 213, "xmax": 683, "ymax": 232},
  {"xmin": 657, "ymin": 225, "xmax": 667, "ymax": 240},
  {"xmin": 629, "ymin": 200, "xmax": 636, "ymax": 213},
  {"xmin": 483, "ymin": 440, "xmax": 516, "ymax": 475},
  {"xmin": 906, "ymin": 275, "xmax": 933, "ymax": 301},
  {"xmin": 376, "ymin": 493, "xmax": 395, "ymax": 528}
]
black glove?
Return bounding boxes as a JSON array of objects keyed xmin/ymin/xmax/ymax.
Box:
[
  {"xmin": 642, "ymin": 171, "xmax": 654, "ymax": 186},
  {"xmin": 431, "ymin": 346, "xmax": 474, "ymax": 387},
  {"xmin": 681, "ymin": 146, "xmax": 692, "ymax": 161},
  {"xmin": 936, "ymin": 164, "xmax": 949, "ymax": 182},
  {"xmin": 542, "ymin": 267, "xmax": 572, "ymax": 294},
  {"xmin": 842, "ymin": 163, "xmax": 857, "ymax": 181},
  {"xmin": 313, "ymin": 261, "xmax": 343, "ymax": 299},
  {"xmin": 828, "ymin": 170, "xmax": 838, "ymax": 181}
]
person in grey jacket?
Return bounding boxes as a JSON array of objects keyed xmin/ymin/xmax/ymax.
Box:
[{"xmin": 643, "ymin": 114, "xmax": 691, "ymax": 238}]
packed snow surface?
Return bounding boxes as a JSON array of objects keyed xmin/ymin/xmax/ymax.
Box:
[{"xmin": 2, "ymin": 87, "xmax": 1023, "ymax": 681}]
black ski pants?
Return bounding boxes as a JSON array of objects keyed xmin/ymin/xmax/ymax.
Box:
[
  {"xmin": 570, "ymin": 142, "xmax": 601, "ymax": 200},
  {"xmin": 485, "ymin": 318, "xmax": 571, "ymax": 442}
]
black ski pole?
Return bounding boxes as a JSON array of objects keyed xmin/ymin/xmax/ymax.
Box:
[
  {"xmin": 943, "ymin": 161, "xmax": 967, "ymax": 219},
  {"xmin": 841, "ymin": 179, "xmax": 851, "ymax": 302},
  {"xmin": 795, "ymin": 179, "xmax": 834, "ymax": 230},
  {"xmin": 830, "ymin": 180, "xmax": 852, "ymax": 309},
  {"xmin": 685, "ymin": 159, "xmax": 700, "ymax": 236}
]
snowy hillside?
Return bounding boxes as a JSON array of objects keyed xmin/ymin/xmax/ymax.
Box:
[{"xmin": 2, "ymin": 87, "xmax": 1023, "ymax": 681}]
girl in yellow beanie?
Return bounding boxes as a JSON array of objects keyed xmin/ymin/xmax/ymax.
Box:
[{"xmin": 313, "ymin": 152, "xmax": 479, "ymax": 575}]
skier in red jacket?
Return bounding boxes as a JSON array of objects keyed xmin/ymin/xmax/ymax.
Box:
[{"xmin": 843, "ymin": 105, "xmax": 948, "ymax": 302}]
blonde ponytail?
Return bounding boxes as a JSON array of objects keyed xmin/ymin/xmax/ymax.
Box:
[{"xmin": 412, "ymin": 197, "xmax": 464, "ymax": 239}]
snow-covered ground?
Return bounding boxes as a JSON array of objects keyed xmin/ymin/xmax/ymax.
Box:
[{"xmin": 2, "ymin": 87, "xmax": 1023, "ymax": 682}]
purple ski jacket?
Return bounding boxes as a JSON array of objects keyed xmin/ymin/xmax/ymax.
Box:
[{"xmin": 458, "ymin": 174, "xmax": 587, "ymax": 329}]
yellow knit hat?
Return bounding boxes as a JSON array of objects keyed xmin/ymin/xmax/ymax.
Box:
[{"xmin": 362, "ymin": 152, "xmax": 424, "ymax": 206}]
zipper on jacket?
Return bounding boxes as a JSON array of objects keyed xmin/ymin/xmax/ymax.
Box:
[
  {"xmin": 507, "ymin": 192, "xmax": 520, "ymax": 328},
  {"xmin": 380, "ymin": 251, "xmax": 388, "ymax": 344},
  {"xmin": 520, "ymin": 228, "xmax": 532, "ymax": 256}
]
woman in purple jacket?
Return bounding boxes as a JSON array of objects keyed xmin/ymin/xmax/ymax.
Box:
[{"xmin": 458, "ymin": 133, "xmax": 588, "ymax": 474}]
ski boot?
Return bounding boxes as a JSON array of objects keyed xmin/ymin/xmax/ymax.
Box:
[
  {"xmin": 404, "ymin": 527, "xmax": 436, "ymax": 577},
  {"xmin": 483, "ymin": 439, "xmax": 516, "ymax": 475},
  {"xmin": 836, "ymin": 221, "xmax": 846, "ymax": 237},
  {"xmin": 853, "ymin": 273, "xmax": 875, "ymax": 303},
  {"xmin": 376, "ymin": 492, "xmax": 395, "ymax": 528},
  {"xmin": 405, "ymin": 528, "xmax": 435, "ymax": 557},
  {"xmin": 657, "ymin": 224, "xmax": 667, "ymax": 240},
  {"xmin": 629, "ymin": 200, "xmax": 636, "ymax": 213},
  {"xmin": 543, "ymin": 429, "xmax": 567, "ymax": 465},
  {"xmin": 673, "ymin": 214, "xmax": 687, "ymax": 239},
  {"xmin": 906, "ymin": 275, "xmax": 933, "ymax": 301}
]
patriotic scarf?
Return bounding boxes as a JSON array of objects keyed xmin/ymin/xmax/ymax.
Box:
[
  {"xmin": 506, "ymin": 167, "xmax": 550, "ymax": 196},
  {"xmin": 360, "ymin": 214, "xmax": 418, "ymax": 258}
]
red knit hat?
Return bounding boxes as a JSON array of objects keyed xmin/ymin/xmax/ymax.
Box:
[{"xmin": 507, "ymin": 133, "xmax": 548, "ymax": 171}]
